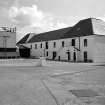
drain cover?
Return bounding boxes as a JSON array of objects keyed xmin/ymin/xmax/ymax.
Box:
[{"xmin": 69, "ymin": 89, "xmax": 99, "ymax": 97}]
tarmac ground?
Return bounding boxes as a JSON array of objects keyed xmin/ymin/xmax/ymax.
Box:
[{"xmin": 0, "ymin": 59, "xmax": 104, "ymax": 105}]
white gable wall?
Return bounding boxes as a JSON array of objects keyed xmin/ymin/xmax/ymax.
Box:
[
  {"xmin": 92, "ymin": 19, "xmax": 105, "ymax": 35},
  {"xmin": 93, "ymin": 35, "xmax": 105, "ymax": 63}
]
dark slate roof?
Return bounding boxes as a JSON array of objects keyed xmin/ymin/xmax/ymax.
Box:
[
  {"xmin": 28, "ymin": 27, "xmax": 72, "ymax": 43},
  {"xmin": 28, "ymin": 18, "xmax": 94, "ymax": 43},
  {"xmin": 17, "ymin": 33, "xmax": 30, "ymax": 44},
  {"xmin": 18, "ymin": 18, "xmax": 105, "ymax": 44},
  {"xmin": 61, "ymin": 18, "xmax": 93, "ymax": 39}
]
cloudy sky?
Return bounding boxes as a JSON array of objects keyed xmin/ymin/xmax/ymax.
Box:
[{"xmin": 0, "ymin": 0, "xmax": 105, "ymax": 41}]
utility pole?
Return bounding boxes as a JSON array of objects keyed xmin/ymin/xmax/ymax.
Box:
[{"xmin": 0, "ymin": 36, "xmax": 10, "ymax": 58}]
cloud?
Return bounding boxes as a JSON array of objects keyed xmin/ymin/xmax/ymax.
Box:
[{"xmin": 8, "ymin": 4, "xmax": 68, "ymax": 41}]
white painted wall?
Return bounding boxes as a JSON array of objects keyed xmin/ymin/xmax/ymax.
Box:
[
  {"xmin": 93, "ymin": 35, "xmax": 105, "ymax": 63},
  {"xmin": 45, "ymin": 36, "xmax": 94, "ymax": 62},
  {"xmin": 23, "ymin": 35, "xmax": 105, "ymax": 63},
  {"xmin": 92, "ymin": 19, "xmax": 105, "ymax": 35},
  {"xmin": 80, "ymin": 36, "xmax": 94, "ymax": 62}
]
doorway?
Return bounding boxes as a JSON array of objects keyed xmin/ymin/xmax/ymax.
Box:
[
  {"xmin": 73, "ymin": 52, "xmax": 76, "ymax": 62},
  {"xmin": 52, "ymin": 51, "xmax": 57, "ymax": 60},
  {"xmin": 84, "ymin": 51, "xmax": 87, "ymax": 62},
  {"xmin": 67, "ymin": 52, "xmax": 71, "ymax": 61}
]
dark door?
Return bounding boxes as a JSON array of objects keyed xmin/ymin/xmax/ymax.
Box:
[
  {"xmin": 58, "ymin": 56, "xmax": 60, "ymax": 61},
  {"xmin": 84, "ymin": 51, "xmax": 87, "ymax": 62},
  {"xmin": 52, "ymin": 51, "xmax": 57, "ymax": 60},
  {"xmin": 67, "ymin": 52, "xmax": 70, "ymax": 61},
  {"xmin": 19, "ymin": 49, "xmax": 30, "ymax": 58},
  {"xmin": 68, "ymin": 52, "xmax": 71, "ymax": 61},
  {"xmin": 73, "ymin": 52, "xmax": 76, "ymax": 61}
]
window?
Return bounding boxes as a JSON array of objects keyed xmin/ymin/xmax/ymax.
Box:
[
  {"xmin": 35, "ymin": 44, "xmax": 37, "ymax": 49},
  {"xmin": 30, "ymin": 44, "xmax": 32, "ymax": 49},
  {"xmin": 71, "ymin": 39, "xmax": 75, "ymax": 46},
  {"xmin": 84, "ymin": 39, "xmax": 87, "ymax": 47},
  {"xmin": 46, "ymin": 51, "xmax": 48, "ymax": 56},
  {"xmin": 62, "ymin": 41, "xmax": 65, "ymax": 47},
  {"xmin": 40, "ymin": 43, "xmax": 42, "ymax": 48},
  {"xmin": 45, "ymin": 42, "xmax": 48, "ymax": 49},
  {"xmin": 53, "ymin": 42, "xmax": 56, "ymax": 48}
]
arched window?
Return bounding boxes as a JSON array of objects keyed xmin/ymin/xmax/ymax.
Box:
[
  {"xmin": 71, "ymin": 39, "xmax": 75, "ymax": 46},
  {"xmin": 84, "ymin": 39, "xmax": 87, "ymax": 47},
  {"xmin": 45, "ymin": 42, "xmax": 48, "ymax": 49}
]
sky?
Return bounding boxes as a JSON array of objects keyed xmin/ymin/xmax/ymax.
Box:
[{"xmin": 0, "ymin": 0, "xmax": 105, "ymax": 41}]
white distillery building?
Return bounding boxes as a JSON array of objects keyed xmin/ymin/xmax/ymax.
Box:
[
  {"xmin": 17, "ymin": 18, "xmax": 105, "ymax": 63},
  {"xmin": 0, "ymin": 27, "xmax": 18, "ymax": 58}
]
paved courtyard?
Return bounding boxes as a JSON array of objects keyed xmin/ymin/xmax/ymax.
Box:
[{"xmin": 0, "ymin": 59, "xmax": 105, "ymax": 105}]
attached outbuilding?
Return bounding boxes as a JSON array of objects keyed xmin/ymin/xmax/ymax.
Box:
[{"xmin": 18, "ymin": 45, "xmax": 30, "ymax": 58}]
